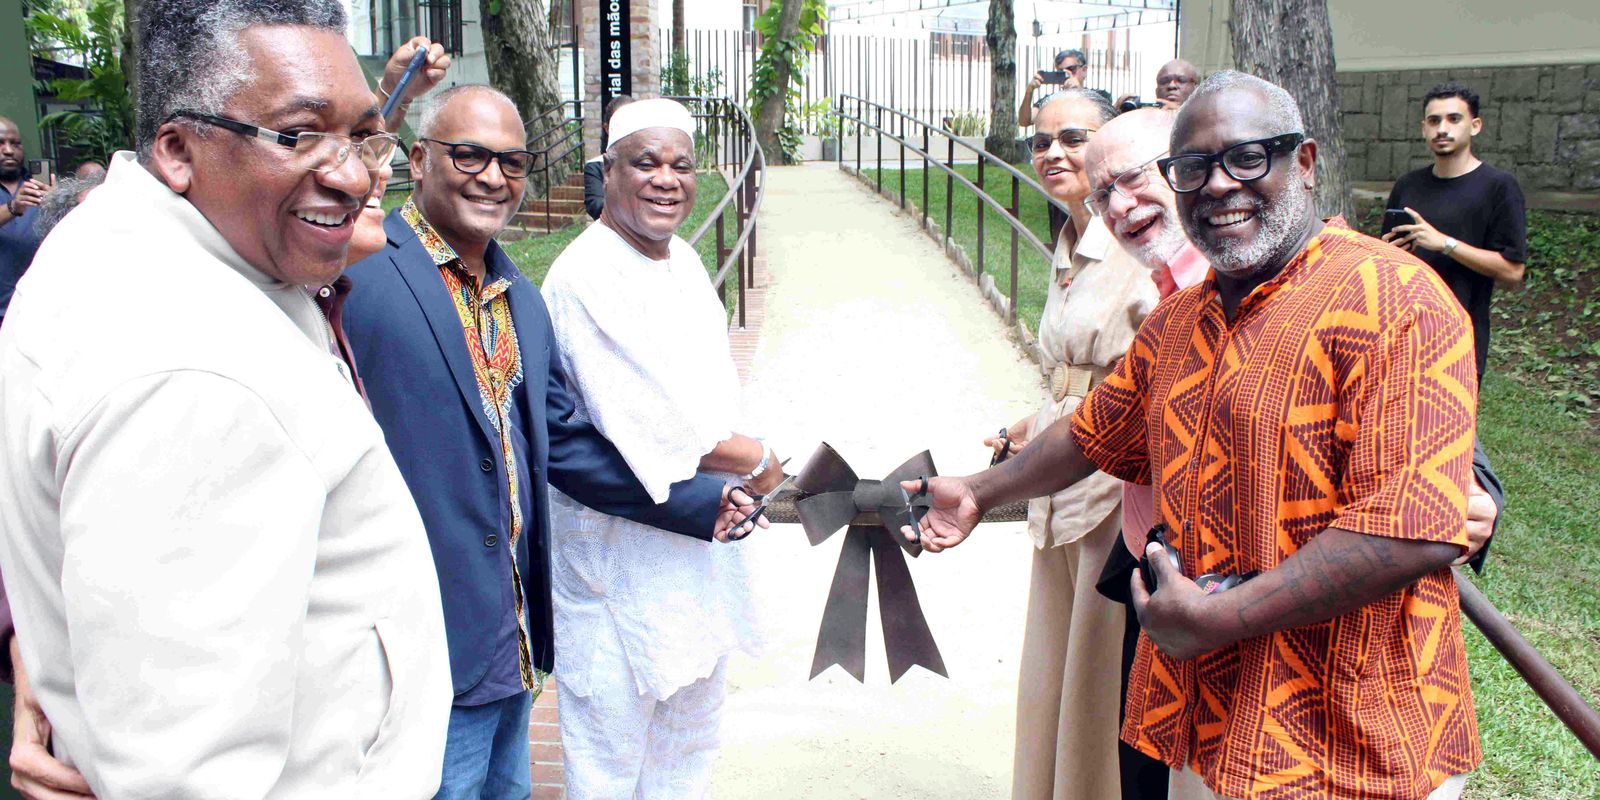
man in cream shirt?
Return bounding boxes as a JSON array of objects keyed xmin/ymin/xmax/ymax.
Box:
[{"xmin": 0, "ymin": 0, "xmax": 451, "ymax": 796}]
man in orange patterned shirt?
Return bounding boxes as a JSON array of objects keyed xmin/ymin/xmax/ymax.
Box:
[{"xmin": 909, "ymin": 72, "xmax": 1480, "ymax": 800}]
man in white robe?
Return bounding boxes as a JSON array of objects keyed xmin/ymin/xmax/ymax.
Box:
[{"xmin": 542, "ymin": 98, "xmax": 782, "ymax": 800}]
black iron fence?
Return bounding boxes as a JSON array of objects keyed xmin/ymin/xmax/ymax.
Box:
[
  {"xmin": 834, "ymin": 93, "xmax": 1067, "ymax": 323},
  {"xmin": 675, "ymin": 96, "xmax": 766, "ymax": 329},
  {"xmin": 660, "ymin": 28, "xmax": 1145, "ymax": 137}
]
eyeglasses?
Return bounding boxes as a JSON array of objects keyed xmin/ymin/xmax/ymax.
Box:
[
  {"xmin": 1157, "ymin": 133, "xmax": 1304, "ymax": 194},
  {"xmin": 1084, "ymin": 151, "xmax": 1167, "ymax": 214},
  {"xmin": 420, "ymin": 138, "xmax": 538, "ymax": 179},
  {"xmin": 1028, "ymin": 127, "xmax": 1095, "ymax": 155},
  {"xmin": 172, "ymin": 111, "xmax": 399, "ymax": 175}
]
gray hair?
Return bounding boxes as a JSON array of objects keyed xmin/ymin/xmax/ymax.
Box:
[
  {"xmin": 417, "ymin": 85, "xmax": 522, "ymax": 140},
  {"xmin": 32, "ymin": 174, "xmax": 106, "ymax": 239},
  {"xmin": 1181, "ymin": 70, "xmax": 1305, "ymax": 137},
  {"xmin": 135, "ymin": 0, "xmax": 347, "ymax": 154},
  {"xmin": 1054, "ymin": 49, "xmax": 1086, "ymax": 68},
  {"xmin": 1038, "ymin": 87, "xmax": 1116, "ymax": 125}
]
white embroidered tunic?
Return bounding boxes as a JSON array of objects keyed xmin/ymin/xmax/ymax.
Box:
[{"xmin": 541, "ymin": 223, "xmax": 762, "ymax": 700}]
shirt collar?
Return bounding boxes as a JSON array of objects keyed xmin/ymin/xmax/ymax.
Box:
[
  {"xmin": 1164, "ymin": 240, "xmax": 1211, "ymax": 291},
  {"xmin": 400, "ymin": 195, "xmax": 521, "ymax": 288}
]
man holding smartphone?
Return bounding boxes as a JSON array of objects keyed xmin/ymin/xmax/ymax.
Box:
[
  {"xmin": 1018, "ymin": 49, "xmax": 1087, "ymax": 128},
  {"xmin": 0, "ymin": 116, "xmax": 51, "ymax": 330},
  {"xmin": 1382, "ymin": 82, "xmax": 1527, "ymax": 380}
]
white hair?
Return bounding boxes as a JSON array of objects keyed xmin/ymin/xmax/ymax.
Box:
[{"xmin": 1180, "ymin": 70, "xmax": 1305, "ymax": 137}]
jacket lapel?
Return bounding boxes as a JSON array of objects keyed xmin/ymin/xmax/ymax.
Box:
[
  {"xmin": 384, "ymin": 211, "xmax": 499, "ymax": 447},
  {"xmin": 497, "ymin": 244, "xmax": 552, "ymax": 457}
]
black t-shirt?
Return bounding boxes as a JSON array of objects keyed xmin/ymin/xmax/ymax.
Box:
[{"xmin": 1383, "ymin": 162, "xmax": 1527, "ymax": 378}]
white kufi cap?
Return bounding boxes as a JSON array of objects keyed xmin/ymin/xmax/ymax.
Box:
[{"xmin": 606, "ymin": 98, "xmax": 697, "ymax": 150}]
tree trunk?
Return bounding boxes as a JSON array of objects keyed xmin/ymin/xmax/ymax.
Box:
[
  {"xmin": 983, "ymin": 0, "xmax": 1017, "ymax": 162},
  {"xmin": 754, "ymin": 0, "xmax": 803, "ymax": 162},
  {"xmin": 122, "ymin": 0, "xmax": 139, "ymax": 109},
  {"xmin": 1229, "ymin": 0, "xmax": 1353, "ymax": 220},
  {"xmin": 480, "ymin": 0, "xmax": 570, "ymax": 195},
  {"xmin": 671, "ymin": 0, "xmax": 685, "ymax": 54}
]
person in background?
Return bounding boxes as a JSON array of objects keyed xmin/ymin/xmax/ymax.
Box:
[
  {"xmin": 0, "ymin": 116, "xmax": 50, "ymax": 329},
  {"xmin": 1018, "ymin": 49, "xmax": 1088, "ymax": 129},
  {"xmin": 543, "ymin": 97, "xmax": 781, "ymax": 800},
  {"xmin": 979, "ymin": 88, "xmax": 1153, "ymax": 800},
  {"xmin": 72, "ymin": 160, "xmax": 106, "ymax": 181},
  {"xmin": 1382, "ymin": 81, "xmax": 1526, "ymax": 380},
  {"xmin": 31, "ymin": 173, "xmax": 106, "ymax": 239},
  {"xmin": 1154, "ymin": 60, "xmax": 1200, "ymax": 108},
  {"xmin": 584, "ymin": 93, "xmax": 636, "ymax": 220}
]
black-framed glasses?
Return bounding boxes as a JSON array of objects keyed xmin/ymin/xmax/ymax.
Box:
[
  {"xmin": 1060, "ymin": 62, "xmax": 1085, "ymax": 73},
  {"xmin": 172, "ymin": 110, "xmax": 399, "ymax": 174},
  {"xmin": 1157, "ymin": 132, "xmax": 1304, "ymax": 193},
  {"xmin": 1028, "ymin": 127, "xmax": 1096, "ymax": 155},
  {"xmin": 420, "ymin": 138, "xmax": 538, "ymax": 179},
  {"xmin": 1084, "ymin": 151, "xmax": 1167, "ymax": 214}
]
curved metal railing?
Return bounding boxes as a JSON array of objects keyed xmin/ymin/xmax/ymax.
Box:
[
  {"xmin": 673, "ymin": 95, "xmax": 766, "ymax": 329},
  {"xmin": 834, "ymin": 93, "xmax": 1070, "ymax": 323}
]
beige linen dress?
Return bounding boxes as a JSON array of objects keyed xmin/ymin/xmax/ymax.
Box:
[{"xmin": 1013, "ymin": 218, "xmax": 1158, "ymax": 800}]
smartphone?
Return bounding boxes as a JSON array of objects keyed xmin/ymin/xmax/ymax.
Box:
[
  {"xmin": 1038, "ymin": 70, "xmax": 1068, "ymax": 85},
  {"xmin": 26, "ymin": 158, "xmax": 52, "ymax": 179},
  {"xmin": 1382, "ymin": 208, "xmax": 1413, "ymax": 233}
]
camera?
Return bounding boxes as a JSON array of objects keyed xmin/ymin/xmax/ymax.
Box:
[{"xmin": 1118, "ymin": 96, "xmax": 1165, "ymax": 114}]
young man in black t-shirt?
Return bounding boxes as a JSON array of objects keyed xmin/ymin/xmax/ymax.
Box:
[{"xmin": 1382, "ymin": 82, "xmax": 1527, "ymax": 379}]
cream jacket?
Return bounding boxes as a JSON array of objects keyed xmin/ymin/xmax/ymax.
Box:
[
  {"xmin": 1027, "ymin": 219, "xmax": 1159, "ymax": 549},
  {"xmin": 0, "ymin": 154, "xmax": 451, "ymax": 799}
]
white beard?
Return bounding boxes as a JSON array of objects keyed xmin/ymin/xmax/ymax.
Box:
[{"xmin": 1184, "ymin": 182, "xmax": 1312, "ymax": 280}]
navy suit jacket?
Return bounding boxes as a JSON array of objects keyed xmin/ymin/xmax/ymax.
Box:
[{"xmin": 341, "ymin": 210, "xmax": 725, "ymax": 691}]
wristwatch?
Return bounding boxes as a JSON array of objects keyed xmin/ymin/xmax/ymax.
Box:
[
  {"xmin": 742, "ymin": 440, "xmax": 772, "ymax": 482},
  {"xmin": 1442, "ymin": 237, "xmax": 1459, "ymax": 256}
]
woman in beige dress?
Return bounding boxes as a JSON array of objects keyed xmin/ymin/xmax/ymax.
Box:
[{"xmin": 985, "ymin": 88, "xmax": 1159, "ymax": 800}]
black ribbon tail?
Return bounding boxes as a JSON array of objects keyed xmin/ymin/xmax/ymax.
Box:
[
  {"xmin": 810, "ymin": 526, "xmax": 872, "ymax": 681},
  {"xmin": 869, "ymin": 528, "xmax": 947, "ymax": 683}
]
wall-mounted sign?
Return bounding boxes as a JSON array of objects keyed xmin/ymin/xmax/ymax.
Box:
[{"xmin": 600, "ymin": 0, "xmax": 632, "ymax": 108}]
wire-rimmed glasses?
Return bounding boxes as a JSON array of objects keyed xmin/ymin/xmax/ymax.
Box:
[
  {"xmin": 1083, "ymin": 151, "xmax": 1167, "ymax": 215},
  {"xmin": 171, "ymin": 110, "xmax": 399, "ymax": 175}
]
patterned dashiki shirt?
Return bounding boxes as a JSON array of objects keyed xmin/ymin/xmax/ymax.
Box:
[
  {"xmin": 401, "ymin": 198, "xmax": 538, "ymax": 692},
  {"xmin": 1072, "ymin": 218, "xmax": 1481, "ymax": 799}
]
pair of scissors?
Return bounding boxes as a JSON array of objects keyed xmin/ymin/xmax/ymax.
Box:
[
  {"xmin": 728, "ymin": 461, "xmax": 794, "ymax": 541},
  {"xmin": 902, "ymin": 477, "xmax": 930, "ymax": 545},
  {"xmin": 989, "ymin": 427, "xmax": 1013, "ymax": 466}
]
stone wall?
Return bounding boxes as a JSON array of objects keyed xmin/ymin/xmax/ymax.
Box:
[{"xmin": 1337, "ymin": 63, "xmax": 1600, "ymax": 192}]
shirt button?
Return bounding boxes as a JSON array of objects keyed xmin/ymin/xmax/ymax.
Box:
[
  {"xmin": 484, "ymin": 534, "xmax": 498, "ymax": 547},
  {"xmin": 318, "ymin": 286, "xmax": 332, "ymax": 298},
  {"xmin": 480, "ymin": 458, "xmax": 494, "ymax": 472}
]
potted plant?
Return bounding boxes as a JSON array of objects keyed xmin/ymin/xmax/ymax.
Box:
[{"xmin": 806, "ymin": 98, "xmax": 841, "ymax": 161}]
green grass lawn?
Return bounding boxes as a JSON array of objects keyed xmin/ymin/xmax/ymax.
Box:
[
  {"xmin": 858, "ymin": 161, "xmax": 1058, "ymax": 331},
  {"xmin": 854, "ymin": 167, "xmax": 1600, "ymax": 796}
]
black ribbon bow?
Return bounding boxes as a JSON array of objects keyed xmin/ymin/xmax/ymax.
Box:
[{"xmin": 793, "ymin": 443, "xmax": 948, "ymax": 683}]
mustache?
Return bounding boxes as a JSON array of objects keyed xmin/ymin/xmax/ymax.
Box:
[
  {"xmin": 1191, "ymin": 190, "xmax": 1264, "ymax": 221},
  {"xmin": 1115, "ymin": 205, "xmax": 1162, "ymax": 237}
]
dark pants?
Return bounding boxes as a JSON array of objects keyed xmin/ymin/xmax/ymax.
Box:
[{"xmin": 1098, "ymin": 536, "xmax": 1170, "ymax": 800}]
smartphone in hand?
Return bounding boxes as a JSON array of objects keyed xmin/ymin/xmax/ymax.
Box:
[
  {"xmin": 1382, "ymin": 208, "xmax": 1413, "ymax": 234},
  {"xmin": 1038, "ymin": 70, "xmax": 1068, "ymax": 85}
]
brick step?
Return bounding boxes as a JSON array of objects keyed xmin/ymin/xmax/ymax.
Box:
[
  {"xmin": 520, "ymin": 199, "xmax": 585, "ymax": 217},
  {"xmin": 510, "ymin": 210, "xmax": 586, "ymax": 233},
  {"xmin": 548, "ymin": 185, "xmax": 585, "ymax": 202}
]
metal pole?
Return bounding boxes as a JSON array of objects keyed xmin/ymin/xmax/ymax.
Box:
[
  {"xmin": 921, "ymin": 122, "xmax": 929, "ymax": 230},
  {"xmin": 976, "ymin": 156, "xmax": 985, "ymax": 276},
  {"xmin": 1009, "ymin": 175, "xmax": 1019, "ymax": 323},
  {"xmin": 875, "ymin": 105, "xmax": 883, "ymax": 193},
  {"xmin": 716, "ymin": 210, "xmax": 728, "ymax": 306},
  {"xmin": 1456, "ymin": 568, "xmax": 1600, "ymax": 760},
  {"xmin": 944, "ymin": 134, "xmax": 954, "ymax": 248}
]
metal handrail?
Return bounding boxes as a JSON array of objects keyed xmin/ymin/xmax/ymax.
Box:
[
  {"xmin": 834, "ymin": 93, "xmax": 1066, "ymax": 323},
  {"xmin": 671, "ymin": 95, "xmax": 765, "ymax": 329},
  {"xmin": 1455, "ymin": 567, "xmax": 1600, "ymax": 759}
]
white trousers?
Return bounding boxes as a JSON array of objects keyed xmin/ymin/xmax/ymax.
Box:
[
  {"xmin": 1169, "ymin": 767, "xmax": 1469, "ymax": 800},
  {"xmin": 558, "ymin": 658, "xmax": 728, "ymax": 800}
]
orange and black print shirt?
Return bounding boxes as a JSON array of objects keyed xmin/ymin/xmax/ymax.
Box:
[{"xmin": 1071, "ymin": 218, "xmax": 1482, "ymax": 799}]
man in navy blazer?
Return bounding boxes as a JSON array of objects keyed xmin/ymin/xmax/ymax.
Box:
[{"xmin": 342, "ymin": 85, "xmax": 753, "ymax": 799}]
